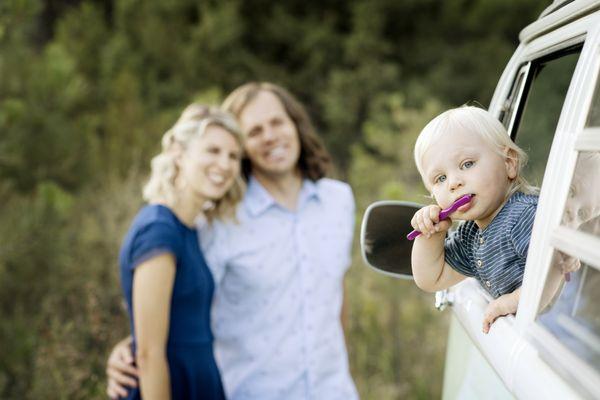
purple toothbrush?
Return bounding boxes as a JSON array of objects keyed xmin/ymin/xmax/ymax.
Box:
[{"xmin": 407, "ymin": 194, "xmax": 473, "ymax": 240}]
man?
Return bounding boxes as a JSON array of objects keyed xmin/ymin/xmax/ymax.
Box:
[{"xmin": 107, "ymin": 82, "xmax": 358, "ymax": 400}]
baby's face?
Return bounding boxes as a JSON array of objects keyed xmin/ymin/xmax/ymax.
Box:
[
  {"xmin": 421, "ymin": 129, "xmax": 517, "ymax": 229},
  {"xmin": 563, "ymin": 153, "xmax": 600, "ymax": 229}
]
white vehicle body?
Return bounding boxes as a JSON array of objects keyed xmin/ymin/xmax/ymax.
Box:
[
  {"xmin": 442, "ymin": 1, "xmax": 600, "ymax": 398},
  {"xmin": 360, "ymin": 1, "xmax": 600, "ymax": 398}
]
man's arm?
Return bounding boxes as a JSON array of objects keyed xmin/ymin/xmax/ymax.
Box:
[{"xmin": 106, "ymin": 336, "xmax": 138, "ymax": 399}]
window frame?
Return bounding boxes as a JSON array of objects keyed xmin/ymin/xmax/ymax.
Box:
[{"xmin": 512, "ymin": 17, "xmax": 600, "ymax": 397}]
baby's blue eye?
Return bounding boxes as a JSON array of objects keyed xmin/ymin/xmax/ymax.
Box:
[
  {"xmin": 435, "ymin": 175, "xmax": 446, "ymax": 184},
  {"xmin": 462, "ymin": 161, "xmax": 474, "ymax": 169}
]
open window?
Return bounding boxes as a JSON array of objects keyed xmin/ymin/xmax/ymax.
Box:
[
  {"xmin": 533, "ymin": 67, "xmax": 600, "ymax": 396},
  {"xmin": 505, "ymin": 46, "xmax": 582, "ymax": 186}
]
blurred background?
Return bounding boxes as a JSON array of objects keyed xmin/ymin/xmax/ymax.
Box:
[{"xmin": 0, "ymin": 0, "xmax": 549, "ymax": 398}]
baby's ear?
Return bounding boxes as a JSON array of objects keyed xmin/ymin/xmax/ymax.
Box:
[{"xmin": 504, "ymin": 147, "xmax": 518, "ymax": 179}]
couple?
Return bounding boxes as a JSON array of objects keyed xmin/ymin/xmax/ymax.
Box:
[{"xmin": 108, "ymin": 82, "xmax": 359, "ymax": 400}]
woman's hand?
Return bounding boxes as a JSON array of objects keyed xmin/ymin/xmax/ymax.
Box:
[{"xmin": 106, "ymin": 336, "xmax": 138, "ymax": 399}]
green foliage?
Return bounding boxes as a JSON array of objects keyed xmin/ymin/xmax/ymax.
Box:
[{"xmin": 0, "ymin": 0, "xmax": 549, "ymax": 398}]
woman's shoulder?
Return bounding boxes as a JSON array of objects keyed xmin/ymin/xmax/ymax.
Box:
[
  {"xmin": 120, "ymin": 205, "xmax": 185, "ymax": 267},
  {"xmin": 124, "ymin": 204, "xmax": 187, "ymax": 248},
  {"xmin": 132, "ymin": 204, "xmax": 182, "ymax": 231}
]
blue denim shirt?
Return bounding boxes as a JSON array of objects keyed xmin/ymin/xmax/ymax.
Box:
[{"xmin": 445, "ymin": 192, "xmax": 539, "ymax": 298}]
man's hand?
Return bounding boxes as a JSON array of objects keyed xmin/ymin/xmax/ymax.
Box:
[
  {"xmin": 106, "ymin": 336, "xmax": 139, "ymax": 399},
  {"xmin": 482, "ymin": 288, "xmax": 520, "ymax": 334}
]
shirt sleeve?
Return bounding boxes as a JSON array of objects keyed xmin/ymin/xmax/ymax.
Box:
[
  {"xmin": 341, "ymin": 184, "xmax": 356, "ymax": 273},
  {"xmin": 198, "ymin": 219, "xmax": 228, "ymax": 285},
  {"xmin": 128, "ymin": 221, "xmax": 181, "ymax": 270},
  {"xmin": 510, "ymin": 204, "xmax": 537, "ymax": 258},
  {"xmin": 444, "ymin": 222, "xmax": 476, "ymax": 277}
]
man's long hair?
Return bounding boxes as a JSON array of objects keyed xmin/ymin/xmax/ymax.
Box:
[{"xmin": 222, "ymin": 82, "xmax": 332, "ymax": 181}]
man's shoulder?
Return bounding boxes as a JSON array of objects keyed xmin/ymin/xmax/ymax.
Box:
[{"xmin": 315, "ymin": 178, "xmax": 353, "ymax": 198}]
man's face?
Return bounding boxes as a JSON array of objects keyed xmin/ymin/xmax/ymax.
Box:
[{"xmin": 238, "ymin": 90, "xmax": 301, "ymax": 181}]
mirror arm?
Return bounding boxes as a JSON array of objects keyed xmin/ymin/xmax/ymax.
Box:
[{"xmin": 435, "ymin": 289, "xmax": 454, "ymax": 311}]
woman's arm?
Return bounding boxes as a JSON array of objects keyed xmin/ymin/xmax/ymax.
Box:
[{"xmin": 133, "ymin": 252, "xmax": 176, "ymax": 400}]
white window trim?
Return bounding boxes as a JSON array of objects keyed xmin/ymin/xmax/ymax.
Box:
[
  {"xmin": 517, "ymin": 19, "xmax": 600, "ymax": 330},
  {"xmin": 528, "ymin": 322, "xmax": 600, "ymax": 399},
  {"xmin": 575, "ymin": 127, "xmax": 600, "ymax": 149},
  {"xmin": 550, "ymin": 227, "xmax": 600, "ymax": 270}
]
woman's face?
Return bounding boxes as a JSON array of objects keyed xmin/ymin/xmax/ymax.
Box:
[{"xmin": 179, "ymin": 125, "xmax": 242, "ymax": 202}]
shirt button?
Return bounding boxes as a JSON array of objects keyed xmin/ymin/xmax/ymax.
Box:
[
  {"xmin": 485, "ymin": 280, "xmax": 491, "ymax": 288},
  {"xmin": 479, "ymin": 237, "xmax": 484, "ymax": 245},
  {"xmin": 477, "ymin": 260, "xmax": 483, "ymax": 268}
]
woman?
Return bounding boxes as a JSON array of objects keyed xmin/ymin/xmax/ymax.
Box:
[{"xmin": 118, "ymin": 105, "xmax": 243, "ymax": 399}]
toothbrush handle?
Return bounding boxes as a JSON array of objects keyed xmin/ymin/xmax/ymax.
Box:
[
  {"xmin": 406, "ymin": 194, "xmax": 472, "ymax": 241},
  {"xmin": 406, "ymin": 229, "xmax": 422, "ymax": 241},
  {"xmin": 406, "ymin": 219, "xmax": 450, "ymax": 240},
  {"xmin": 406, "ymin": 206, "xmax": 456, "ymax": 240}
]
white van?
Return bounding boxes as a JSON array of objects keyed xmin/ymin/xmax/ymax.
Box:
[{"xmin": 360, "ymin": 1, "xmax": 600, "ymax": 398}]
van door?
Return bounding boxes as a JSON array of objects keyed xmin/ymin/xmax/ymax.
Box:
[{"xmin": 444, "ymin": 8, "xmax": 600, "ymax": 400}]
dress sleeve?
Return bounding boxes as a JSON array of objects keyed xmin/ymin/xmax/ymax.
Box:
[
  {"xmin": 444, "ymin": 223, "xmax": 476, "ymax": 277},
  {"xmin": 128, "ymin": 221, "xmax": 181, "ymax": 270},
  {"xmin": 510, "ymin": 204, "xmax": 537, "ymax": 258}
]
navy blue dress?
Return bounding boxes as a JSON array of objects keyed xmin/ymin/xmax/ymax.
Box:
[{"xmin": 119, "ymin": 204, "xmax": 225, "ymax": 400}]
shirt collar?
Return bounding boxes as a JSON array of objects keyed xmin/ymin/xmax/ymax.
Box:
[{"xmin": 244, "ymin": 175, "xmax": 321, "ymax": 217}]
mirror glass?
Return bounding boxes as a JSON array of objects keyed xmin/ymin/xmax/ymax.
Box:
[{"xmin": 360, "ymin": 201, "xmax": 422, "ymax": 279}]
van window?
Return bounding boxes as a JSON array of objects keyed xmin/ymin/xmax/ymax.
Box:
[
  {"xmin": 535, "ymin": 61, "xmax": 600, "ymax": 380},
  {"xmin": 538, "ymin": 257, "xmax": 600, "ymax": 374},
  {"xmin": 560, "ymin": 152, "xmax": 600, "ymax": 237},
  {"xmin": 510, "ymin": 49, "xmax": 581, "ymax": 186},
  {"xmin": 500, "ymin": 64, "xmax": 530, "ymax": 133},
  {"xmin": 587, "ymin": 74, "xmax": 600, "ymax": 127}
]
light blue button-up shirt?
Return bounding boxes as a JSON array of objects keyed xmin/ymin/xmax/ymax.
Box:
[{"xmin": 200, "ymin": 176, "xmax": 358, "ymax": 400}]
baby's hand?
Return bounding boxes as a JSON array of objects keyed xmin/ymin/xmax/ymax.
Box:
[
  {"xmin": 411, "ymin": 205, "xmax": 452, "ymax": 238},
  {"xmin": 482, "ymin": 291, "xmax": 520, "ymax": 334},
  {"xmin": 556, "ymin": 252, "xmax": 581, "ymax": 275}
]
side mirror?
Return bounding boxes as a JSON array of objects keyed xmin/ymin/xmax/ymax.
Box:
[{"xmin": 360, "ymin": 201, "xmax": 422, "ymax": 280}]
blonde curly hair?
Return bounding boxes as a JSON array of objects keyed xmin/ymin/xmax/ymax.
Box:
[{"xmin": 143, "ymin": 104, "xmax": 245, "ymax": 222}]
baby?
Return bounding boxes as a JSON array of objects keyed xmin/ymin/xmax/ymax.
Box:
[{"xmin": 410, "ymin": 106, "xmax": 538, "ymax": 333}]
